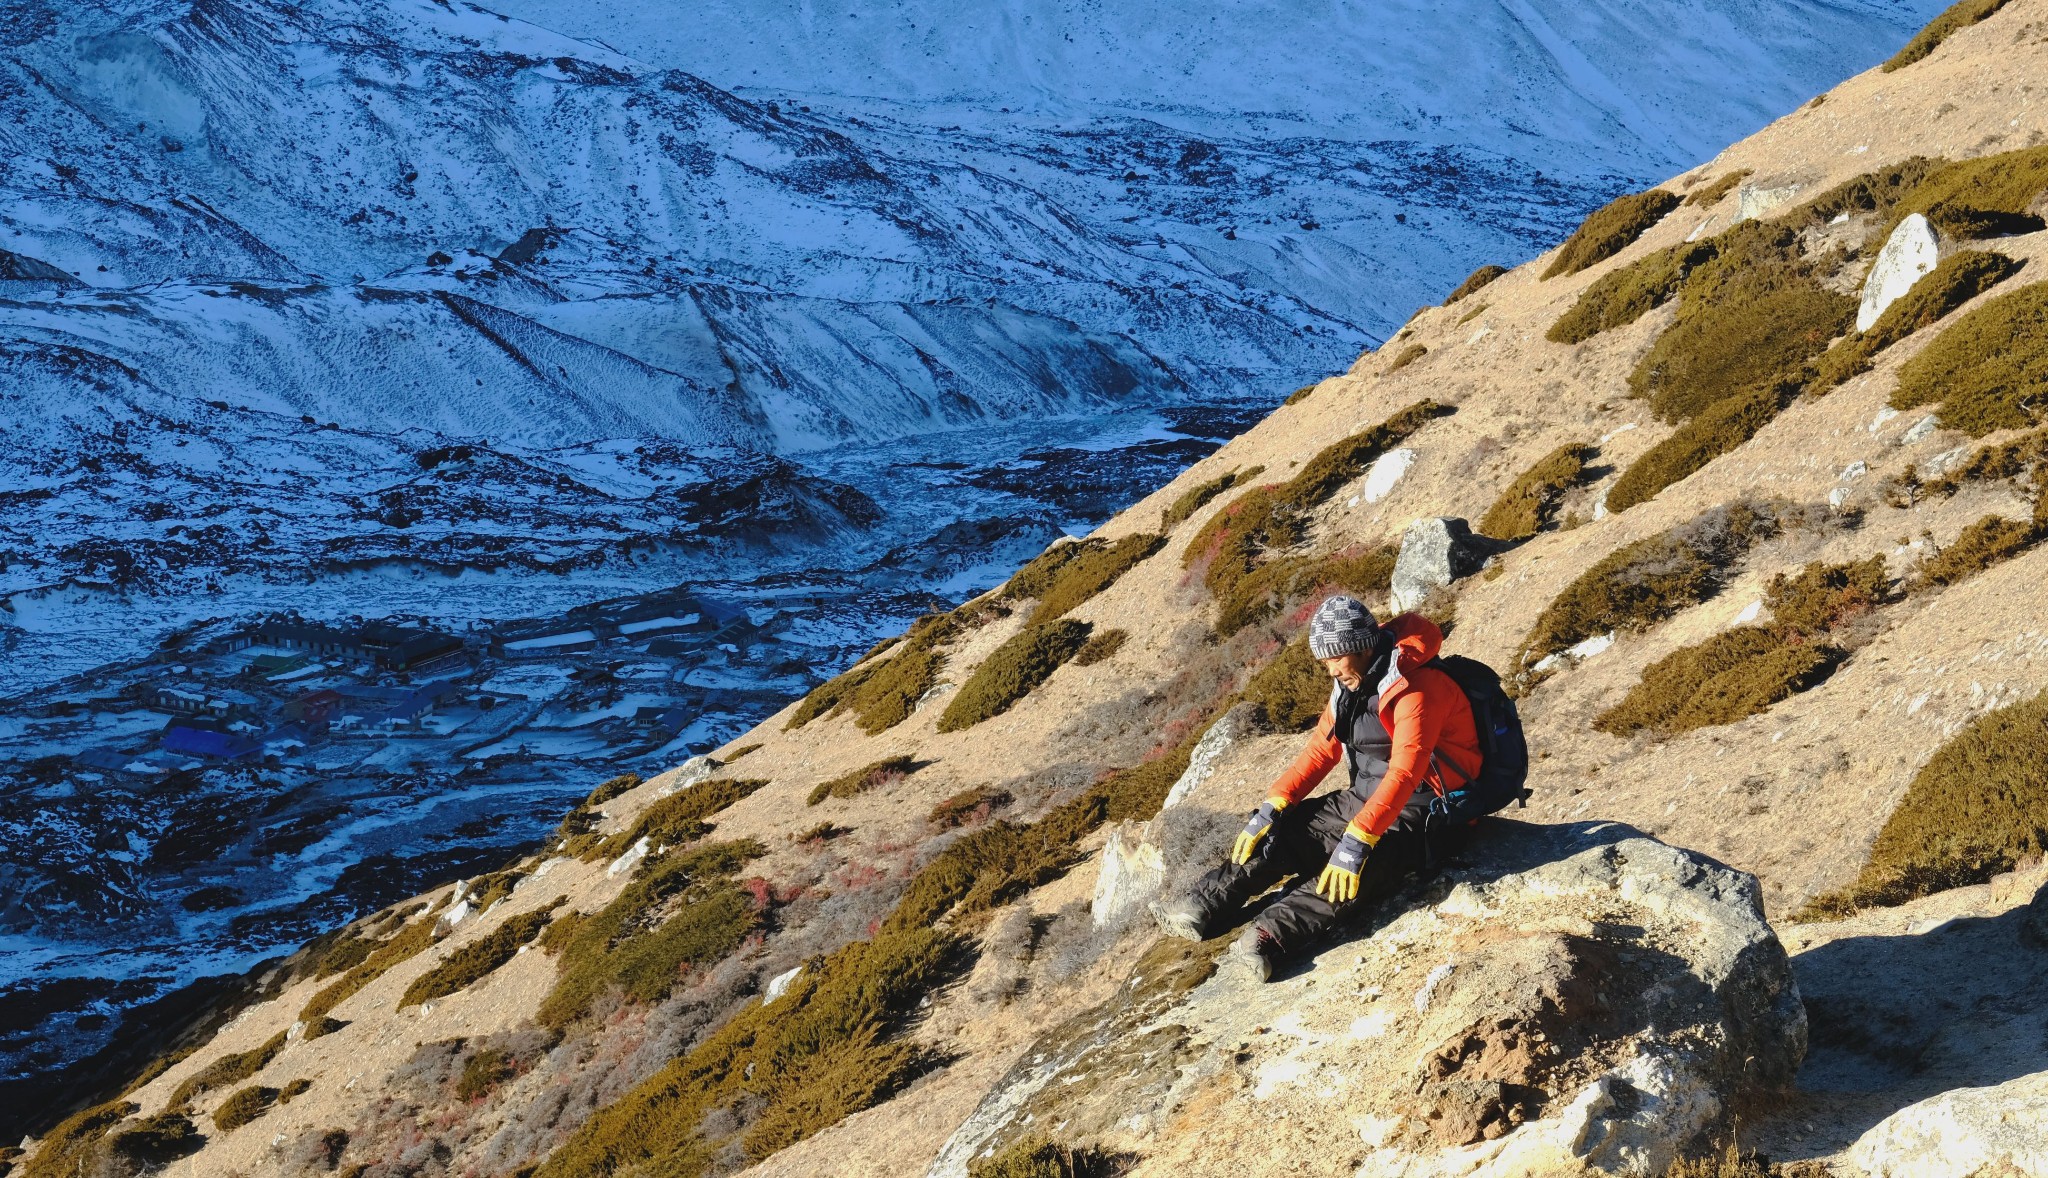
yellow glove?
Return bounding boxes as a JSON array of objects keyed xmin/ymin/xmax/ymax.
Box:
[
  {"xmin": 1229, "ymin": 798, "xmax": 1288, "ymax": 865},
  {"xmin": 1315, "ymin": 829, "xmax": 1378, "ymax": 903}
]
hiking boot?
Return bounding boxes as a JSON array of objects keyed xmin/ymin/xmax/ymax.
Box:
[
  {"xmin": 1149, "ymin": 896, "xmax": 1206, "ymax": 942},
  {"xmin": 1230, "ymin": 927, "xmax": 1278, "ymax": 983}
]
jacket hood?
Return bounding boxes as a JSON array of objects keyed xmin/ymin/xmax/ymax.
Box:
[{"xmin": 1374, "ymin": 612, "xmax": 1444, "ymax": 700}]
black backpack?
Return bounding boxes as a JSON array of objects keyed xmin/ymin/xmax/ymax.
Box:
[{"xmin": 1425, "ymin": 654, "xmax": 1531, "ymax": 819}]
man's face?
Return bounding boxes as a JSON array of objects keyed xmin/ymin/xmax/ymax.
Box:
[{"xmin": 1321, "ymin": 652, "xmax": 1368, "ymax": 691}]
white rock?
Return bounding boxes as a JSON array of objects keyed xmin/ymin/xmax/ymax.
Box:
[
  {"xmin": 1531, "ymin": 631, "xmax": 1615, "ymax": 676},
  {"xmin": 1090, "ymin": 826, "xmax": 1166, "ymax": 929},
  {"xmin": 1925, "ymin": 444, "xmax": 1971, "ymax": 477},
  {"xmin": 1413, "ymin": 962, "xmax": 1455, "ymax": 1013},
  {"xmin": 1839, "ymin": 460, "xmax": 1868, "ymax": 481},
  {"xmin": 1857, "ymin": 213, "xmax": 1942, "ymax": 332},
  {"xmin": 1389, "ymin": 518, "xmax": 1489, "ymax": 615},
  {"xmin": 607, "ymin": 835, "xmax": 651, "ymax": 877},
  {"xmin": 1363, "ymin": 449, "xmax": 1416, "ymax": 504},
  {"xmin": 1466, "ymin": 324, "xmax": 1492, "ymax": 345},
  {"xmin": 1685, "ymin": 216, "xmax": 1715, "ymax": 242},
  {"xmin": 1161, "ymin": 705, "xmax": 1256, "ymax": 811},
  {"xmin": 1730, "ymin": 600, "xmax": 1763, "ymax": 627},
  {"xmin": 1902, "ymin": 414, "xmax": 1940, "ymax": 444},
  {"xmin": 1593, "ymin": 500, "xmax": 1609, "ymax": 521},
  {"xmin": 1736, "ymin": 181, "xmax": 1802, "ymax": 223},
  {"xmin": 656, "ymin": 754, "xmax": 722, "ymax": 798},
  {"xmin": 442, "ymin": 898, "xmax": 471, "ymax": 927},
  {"xmin": 1870, "ymin": 406, "xmax": 1900, "ymax": 432},
  {"xmin": 1828, "ymin": 486, "xmax": 1851, "ymax": 509},
  {"xmin": 1598, "ymin": 422, "xmax": 1638, "ymax": 444},
  {"xmin": 763, "ymin": 965, "xmax": 804, "ymax": 1004},
  {"xmin": 1844, "ymin": 1070, "xmax": 2048, "ymax": 1177}
]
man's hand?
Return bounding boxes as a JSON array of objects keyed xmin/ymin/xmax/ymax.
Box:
[
  {"xmin": 1315, "ymin": 828, "xmax": 1378, "ymax": 903},
  {"xmin": 1229, "ymin": 799, "xmax": 1287, "ymax": 865}
]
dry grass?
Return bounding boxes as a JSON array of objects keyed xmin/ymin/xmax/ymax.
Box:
[
  {"xmin": 1683, "ymin": 169, "xmax": 1752, "ymax": 207},
  {"xmin": 166, "ymin": 1030, "xmax": 287, "ymax": 1110},
  {"xmin": 299, "ymin": 897, "xmax": 451, "ymax": 1037},
  {"xmin": 1915, "ymin": 514, "xmax": 2043, "ymax": 587},
  {"xmin": 1072, "ymin": 628, "xmax": 1127, "ymax": 666},
  {"xmin": 1160, "ymin": 466, "xmax": 1263, "ymax": 531},
  {"xmin": 1214, "ymin": 544, "xmax": 1397, "ymax": 639},
  {"xmin": 1542, "ymin": 188, "xmax": 1682, "ymax": 279},
  {"xmin": 928, "ymin": 786, "xmax": 1012, "ymax": 829},
  {"xmin": 968, "ymin": 1135, "xmax": 1116, "ymax": 1178},
  {"xmin": 1883, "ymin": 0, "xmax": 2014, "ymax": 71}
]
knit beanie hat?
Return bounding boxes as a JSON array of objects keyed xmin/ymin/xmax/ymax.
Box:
[{"xmin": 1307, "ymin": 595, "xmax": 1379, "ymax": 660}]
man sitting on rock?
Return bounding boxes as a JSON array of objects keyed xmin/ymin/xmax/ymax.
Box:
[{"xmin": 1151, "ymin": 594, "xmax": 1482, "ymax": 980}]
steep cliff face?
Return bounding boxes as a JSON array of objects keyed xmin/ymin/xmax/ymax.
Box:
[{"xmin": 24, "ymin": 2, "xmax": 2048, "ymax": 1176}]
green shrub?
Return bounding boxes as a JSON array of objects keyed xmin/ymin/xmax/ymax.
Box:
[
  {"xmin": 538, "ymin": 841, "xmax": 764, "ymax": 1028},
  {"xmin": 1031, "ymin": 534, "xmax": 1165, "ymax": 620},
  {"xmin": 785, "ymin": 604, "xmax": 986, "ymax": 733},
  {"xmin": 585, "ymin": 773, "xmax": 643, "ymax": 807},
  {"xmin": 1928, "ymin": 425, "xmax": 2048, "ymax": 494},
  {"xmin": 167, "ymin": 1029, "xmax": 287, "ymax": 1110},
  {"xmin": 1283, "ymin": 383, "xmax": 1317, "ymax": 406},
  {"xmin": 807, "ymin": 755, "xmax": 921, "ymax": 806},
  {"xmin": 1808, "ymin": 251, "xmax": 2023, "ymax": 395},
  {"xmin": 1457, "ymin": 301, "xmax": 1489, "ymax": 325},
  {"xmin": 1814, "ymin": 688, "xmax": 2048, "ymax": 912},
  {"xmin": 1184, "ymin": 401, "xmax": 1447, "ymax": 630},
  {"xmin": 592, "ymin": 777, "xmax": 768, "ymax": 860},
  {"xmin": 299, "ymin": 900, "xmax": 449, "ymax": 1036},
  {"xmin": 1884, "ymin": 0, "xmax": 2016, "ymax": 72},
  {"xmin": 937, "ymin": 619, "xmax": 1093, "ymax": 732},
  {"xmin": 1071, "ymin": 628, "xmax": 1126, "ymax": 666},
  {"xmin": 1889, "ymin": 145, "xmax": 2048, "ymax": 239},
  {"xmin": 1161, "ymin": 467, "xmax": 1261, "ymax": 531},
  {"xmin": 1765, "ymin": 556, "xmax": 1895, "ymax": 634},
  {"xmin": 457, "ymin": 1048, "xmax": 517, "ymax": 1102},
  {"xmin": 1916, "ymin": 514, "xmax": 2042, "ymax": 586},
  {"xmin": 969, "ymin": 1135, "xmax": 1115, "ymax": 1178},
  {"xmin": 107, "ymin": 1111, "xmax": 204, "ymax": 1166},
  {"xmin": 1546, "ymin": 237, "xmax": 1717, "ymax": 344},
  {"xmin": 927, "ymin": 786, "xmax": 1012, "ymax": 829},
  {"xmin": 1385, "ymin": 343, "xmax": 1427, "ymax": 372},
  {"xmin": 1238, "ymin": 637, "xmax": 1332, "ymax": 732},
  {"xmin": 212, "ymin": 1085, "xmax": 279, "ymax": 1133},
  {"xmin": 1594, "ymin": 628, "xmax": 1841, "ymax": 736},
  {"xmin": 464, "ymin": 865, "xmax": 529, "ymax": 914},
  {"xmin": 721, "ymin": 741, "xmax": 762, "ymax": 761},
  {"xmin": 1683, "ymin": 169, "xmax": 1751, "ymax": 207},
  {"xmin": 1543, "ymin": 188, "xmax": 1681, "ymax": 279},
  {"xmin": 1479, "ymin": 443, "xmax": 1598, "ymax": 539},
  {"xmin": 20, "ymin": 1101, "xmax": 135, "ymax": 1178},
  {"xmin": 1443, "ymin": 263, "xmax": 1507, "ymax": 305},
  {"xmin": 1628, "ymin": 221, "xmax": 1856, "ymax": 422},
  {"xmin": 1214, "ymin": 544, "xmax": 1396, "ymax": 638},
  {"xmin": 1606, "ymin": 381, "xmax": 1795, "ymax": 512},
  {"xmin": 1796, "ymin": 157, "xmax": 1944, "ymax": 227},
  {"xmin": 399, "ymin": 902, "xmax": 562, "ymax": 1008},
  {"xmin": 1891, "ymin": 280, "xmax": 2048, "ymax": 435},
  {"xmin": 794, "ymin": 821, "xmax": 845, "ymax": 844},
  {"xmin": 1518, "ymin": 502, "xmax": 1780, "ymax": 669}
]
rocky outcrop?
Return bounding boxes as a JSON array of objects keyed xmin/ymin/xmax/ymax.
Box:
[
  {"xmin": 934, "ymin": 824, "xmax": 1805, "ymax": 1178},
  {"xmin": 1844, "ymin": 1070, "xmax": 2048, "ymax": 1177},
  {"xmin": 1856, "ymin": 212, "xmax": 1943, "ymax": 332},
  {"xmin": 1390, "ymin": 517, "xmax": 1491, "ymax": 614}
]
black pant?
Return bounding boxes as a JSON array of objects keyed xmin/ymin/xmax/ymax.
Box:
[{"xmin": 1179, "ymin": 788, "xmax": 1471, "ymax": 959}]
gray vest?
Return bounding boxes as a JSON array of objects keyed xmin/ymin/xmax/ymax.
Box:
[{"xmin": 1331, "ymin": 680, "xmax": 1393, "ymax": 791}]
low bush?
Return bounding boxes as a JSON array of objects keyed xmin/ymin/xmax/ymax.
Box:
[
  {"xmin": 928, "ymin": 786, "xmax": 1012, "ymax": 829},
  {"xmin": 299, "ymin": 899, "xmax": 450, "ymax": 1037},
  {"xmin": 1542, "ymin": 188, "xmax": 1682, "ymax": 279},
  {"xmin": 1033, "ymin": 534, "xmax": 1165, "ymax": 620},
  {"xmin": 457, "ymin": 1048, "xmax": 516, "ymax": 1102},
  {"xmin": 1892, "ymin": 144, "xmax": 2048, "ymax": 238},
  {"xmin": 1185, "ymin": 401, "xmax": 1447, "ymax": 630},
  {"xmin": 1457, "ymin": 301, "xmax": 1488, "ymax": 324},
  {"xmin": 1215, "ymin": 544, "xmax": 1396, "ymax": 638},
  {"xmin": 167, "ymin": 1029, "xmax": 287, "ymax": 1109},
  {"xmin": 1883, "ymin": 0, "xmax": 2013, "ymax": 71},
  {"xmin": 1808, "ymin": 251, "xmax": 2023, "ymax": 395},
  {"xmin": 592, "ymin": 777, "xmax": 768, "ymax": 860},
  {"xmin": 1594, "ymin": 628, "xmax": 1842, "ymax": 736},
  {"xmin": 212, "ymin": 1085, "xmax": 279, "ymax": 1133},
  {"xmin": 1546, "ymin": 237, "xmax": 1717, "ymax": 344},
  {"xmin": 1765, "ymin": 556, "xmax": 1895, "ymax": 633},
  {"xmin": 722, "ymin": 741, "xmax": 762, "ymax": 761},
  {"xmin": 938, "ymin": 619, "xmax": 1093, "ymax": 732},
  {"xmin": 1891, "ymin": 280, "xmax": 2048, "ymax": 435},
  {"xmin": 1071, "ymin": 628, "xmax": 1127, "ymax": 666},
  {"xmin": 1479, "ymin": 443, "xmax": 1598, "ymax": 539},
  {"xmin": 1282, "ymin": 383, "xmax": 1317, "ymax": 406},
  {"xmin": 1237, "ymin": 637, "xmax": 1332, "ymax": 732},
  {"xmin": 1683, "ymin": 169, "xmax": 1751, "ymax": 207},
  {"xmin": 107, "ymin": 1111, "xmax": 204, "ymax": 1166},
  {"xmin": 585, "ymin": 773, "xmax": 642, "ymax": 807},
  {"xmin": 1916, "ymin": 514, "xmax": 2043, "ymax": 587},
  {"xmin": 18, "ymin": 1101, "xmax": 134, "ymax": 1178},
  {"xmin": 1385, "ymin": 343, "xmax": 1427, "ymax": 372},
  {"xmin": 1443, "ymin": 263, "xmax": 1507, "ymax": 304},
  {"xmin": 969, "ymin": 1135, "xmax": 1115, "ymax": 1178},
  {"xmin": 1928, "ymin": 425, "xmax": 2048, "ymax": 496},
  {"xmin": 1605, "ymin": 381, "xmax": 1795, "ymax": 512},
  {"xmin": 1517, "ymin": 502, "xmax": 1780, "ymax": 669},
  {"xmin": 1813, "ymin": 688, "xmax": 2048, "ymax": 912},
  {"xmin": 786, "ymin": 603, "xmax": 989, "ymax": 734},
  {"xmin": 1160, "ymin": 466, "xmax": 1262, "ymax": 531},
  {"xmin": 1628, "ymin": 220, "xmax": 1856, "ymax": 423},
  {"xmin": 1796, "ymin": 157, "xmax": 1944, "ymax": 228},
  {"xmin": 464, "ymin": 864, "xmax": 528, "ymax": 914},
  {"xmin": 537, "ymin": 840, "xmax": 765, "ymax": 1029},
  {"xmin": 399, "ymin": 902, "xmax": 563, "ymax": 1008},
  {"xmin": 807, "ymin": 755, "xmax": 921, "ymax": 806},
  {"xmin": 794, "ymin": 821, "xmax": 845, "ymax": 844}
]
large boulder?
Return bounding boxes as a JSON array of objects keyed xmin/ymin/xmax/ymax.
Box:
[
  {"xmin": 931, "ymin": 825, "xmax": 1805, "ymax": 1178},
  {"xmin": 1856, "ymin": 212, "xmax": 1943, "ymax": 332},
  {"xmin": 1844, "ymin": 1070, "xmax": 2048, "ymax": 1177},
  {"xmin": 1390, "ymin": 517, "xmax": 1490, "ymax": 614}
]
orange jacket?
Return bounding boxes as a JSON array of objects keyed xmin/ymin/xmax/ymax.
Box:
[{"xmin": 1266, "ymin": 613, "xmax": 1481, "ymax": 841}]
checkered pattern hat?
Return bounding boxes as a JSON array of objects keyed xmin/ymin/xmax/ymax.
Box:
[{"xmin": 1307, "ymin": 595, "xmax": 1378, "ymax": 659}]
